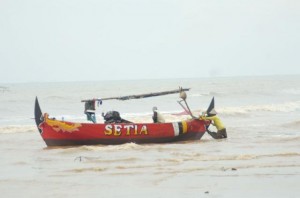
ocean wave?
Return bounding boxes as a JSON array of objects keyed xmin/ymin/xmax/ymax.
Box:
[
  {"xmin": 219, "ymin": 101, "xmax": 300, "ymax": 115},
  {"xmin": 67, "ymin": 167, "xmax": 107, "ymax": 173},
  {"xmin": 281, "ymin": 120, "xmax": 300, "ymax": 128},
  {"xmin": 280, "ymin": 88, "xmax": 300, "ymax": 95},
  {"xmin": 0, "ymin": 86, "xmax": 9, "ymax": 92},
  {"xmin": 79, "ymin": 142, "xmax": 143, "ymax": 152},
  {"xmin": 73, "ymin": 156, "xmax": 139, "ymax": 164},
  {"xmin": 132, "ymin": 101, "xmax": 300, "ymax": 117},
  {"xmin": 170, "ymin": 152, "xmax": 300, "ymax": 161},
  {"xmin": 268, "ymin": 135, "xmax": 300, "ymax": 143},
  {"xmin": 0, "ymin": 125, "xmax": 36, "ymax": 134}
]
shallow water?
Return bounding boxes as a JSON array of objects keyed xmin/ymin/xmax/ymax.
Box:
[{"xmin": 0, "ymin": 75, "xmax": 300, "ymax": 197}]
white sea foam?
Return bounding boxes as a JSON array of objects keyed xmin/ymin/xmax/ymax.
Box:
[
  {"xmin": 80, "ymin": 142, "xmax": 142, "ymax": 152},
  {"xmin": 219, "ymin": 101, "xmax": 300, "ymax": 115}
]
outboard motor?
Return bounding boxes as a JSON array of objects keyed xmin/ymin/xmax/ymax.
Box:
[
  {"xmin": 103, "ymin": 111, "xmax": 122, "ymax": 123},
  {"xmin": 103, "ymin": 111, "xmax": 131, "ymax": 124}
]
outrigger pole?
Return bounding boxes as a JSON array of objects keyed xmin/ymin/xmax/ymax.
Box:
[{"xmin": 81, "ymin": 88, "xmax": 190, "ymax": 102}]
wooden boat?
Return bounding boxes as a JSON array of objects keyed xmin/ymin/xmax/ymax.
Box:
[
  {"xmin": 34, "ymin": 99, "xmax": 211, "ymax": 146},
  {"xmin": 34, "ymin": 88, "xmax": 213, "ymax": 147}
]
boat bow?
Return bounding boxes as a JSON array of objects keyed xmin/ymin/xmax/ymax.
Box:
[{"xmin": 34, "ymin": 97, "xmax": 44, "ymax": 134}]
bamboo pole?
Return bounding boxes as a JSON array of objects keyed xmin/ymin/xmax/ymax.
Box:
[{"xmin": 81, "ymin": 88, "xmax": 190, "ymax": 102}]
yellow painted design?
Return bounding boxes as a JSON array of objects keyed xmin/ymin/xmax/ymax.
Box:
[
  {"xmin": 182, "ymin": 121, "xmax": 188, "ymax": 133},
  {"xmin": 44, "ymin": 113, "xmax": 82, "ymax": 133}
]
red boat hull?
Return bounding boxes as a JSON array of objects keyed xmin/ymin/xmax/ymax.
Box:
[{"xmin": 38, "ymin": 113, "xmax": 209, "ymax": 146}]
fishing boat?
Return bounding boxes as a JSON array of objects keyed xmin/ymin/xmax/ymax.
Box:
[{"xmin": 34, "ymin": 88, "xmax": 213, "ymax": 147}]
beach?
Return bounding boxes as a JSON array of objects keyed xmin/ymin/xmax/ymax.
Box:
[{"xmin": 0, "ymin": 75, "xmax": 299, "ymax": 197}]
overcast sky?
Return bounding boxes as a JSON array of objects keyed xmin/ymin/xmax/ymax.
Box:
[{"xmin": 0, "ymin": 0, "xmax": 299, "ymax": 83}]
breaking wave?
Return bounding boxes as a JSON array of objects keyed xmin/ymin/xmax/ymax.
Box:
[
  {"xmin": 219, "ymin": 101, "xmax": 300, "ymax": 115},
  {"xmin": 79, "ymin": 142, "xmax": 143, "ymax": 152}
]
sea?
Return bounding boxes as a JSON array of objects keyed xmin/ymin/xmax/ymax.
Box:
[{"xmin": 0, "ymin": 75, "xmax": 299, "ymax": 198}]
